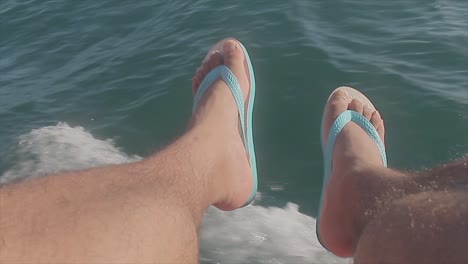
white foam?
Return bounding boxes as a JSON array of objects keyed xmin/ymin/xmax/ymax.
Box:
[
  {"xmin": 1, "ymin": 123, "xmax": 348, "ymax": 264},
  {"xmin": 1, "ymin": 122, "xmax": 141, "ymax": 184},
  {"xmin": 201, "ymin": 204, "xmax": 347, "ymax": 264}
]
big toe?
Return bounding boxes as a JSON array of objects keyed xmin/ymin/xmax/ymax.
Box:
[
  {"xmin": 223, "ymin": 39, "xmax": 250, "ymax": 100},
  {"xmin": 322, "ymin": 90, "xmax": 350, "ymax": 144}
]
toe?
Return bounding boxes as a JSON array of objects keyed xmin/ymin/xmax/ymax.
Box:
[
  {"xmin": 328, "ymin": 90, "xmax": 350, "ymax": 119},
  {"xmin": 348, "ymin": 99, "xmax": 364, "ymax": 114},
  {"xmin": 363, "ymin": 105, "xmax": 373, "ymax": 120},
  {"xmin": 323, "ymin": 90, "xmax": 349, "ymax": 143},
  {"xmin": 371, "ymin": 111, "xmax": 385, "ymax": 142},
  {"xmin": 223, "ymin": 39, "xmax": 250, "ymax": 100},
  {"xmin": 208, "ymin": 51, "xmax": 223, "ymax": 69},
  {"xmin": 192, "ymin": 49, "xmax": 224, "ymax": 94},
  {"xmin": 370, "ymin": 110, "xmax": 382, "ymax": 128},
  {"xmin": 223, "ymin": 40, "xmax": 244, "ymax": 66},
  {"xmin": 378, "ymin": 119, "xmax": 386, "ymax": 143}
]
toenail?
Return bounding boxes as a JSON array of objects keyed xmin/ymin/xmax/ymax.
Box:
[
  {"xmin": 338, "ymin": 90, "xmax": 348, "ymax": 96},
  {"xmin": 225, "ymin": 41, "xmax": 236, "ymax": 51}
]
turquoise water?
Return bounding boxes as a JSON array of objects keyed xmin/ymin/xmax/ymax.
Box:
[{"xmin": 1, "ymin": 0, "xmax": 467, "ymax": 263}]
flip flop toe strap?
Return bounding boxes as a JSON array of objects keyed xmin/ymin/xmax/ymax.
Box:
[
  {"xmin": 323, "ymin": 110, "xmax": 387, "ymax": 185},
  {"xmin": 192, "ymin": 65, "xmax": 247, "ymax": 146}
]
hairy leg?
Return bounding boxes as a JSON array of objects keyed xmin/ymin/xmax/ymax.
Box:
[
  {"xmin": 354, "ymin": 159, "xmax": 468, "ymax": 264},
  {"xmin": 1, "ymin": 132, "xmax": 217, "ymax": 263},
  {"xmin": 0, "ymin": 39, "xmax": 253, "ymax": 263}
]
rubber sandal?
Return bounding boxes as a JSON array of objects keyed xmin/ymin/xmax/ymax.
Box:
[
  {"xmin": 316, "ymin": 86, "xmax": 388, "ymax": 250},
  {"xmin": 192, "ymin": 39, "xmax": 258, "ymax": 207}
]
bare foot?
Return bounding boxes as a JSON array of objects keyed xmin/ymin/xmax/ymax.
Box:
[
  {"xmin": 319, "ymin": 88, "xmax": 386, "ymax": 257},
  {"xmin": 190, "ymin": 39, "xmax": 254, "ymax": 211}
]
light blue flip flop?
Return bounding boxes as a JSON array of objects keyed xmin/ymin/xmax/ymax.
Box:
[
  {"xmin": 192, "ymin": 39, "xmax": 257, "ymax": 207},
  {"xmin": 316, "ymin": 86, "xmax": 388, "ymax": 250}
]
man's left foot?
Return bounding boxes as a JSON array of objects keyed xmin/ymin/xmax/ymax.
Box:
[{"xmin": 190, "ymin": 39, "xmax": 254, "ymax": 210}]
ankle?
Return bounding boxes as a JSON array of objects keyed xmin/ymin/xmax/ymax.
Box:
[
  {"xmin": 187, "ymin": 122, "xmax": 252, "ymax": 210},
  {"xmin": 143, "ymin": 130, "xmax": 228, "ymax": 208}
]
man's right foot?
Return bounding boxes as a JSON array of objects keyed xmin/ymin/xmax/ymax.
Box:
[{"xmin": 319, "ymin": 88, "xmax": 387, "ymax": 257}]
